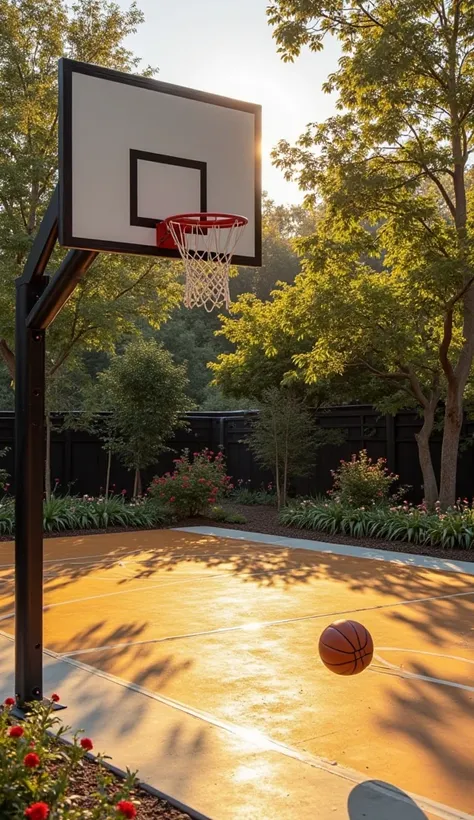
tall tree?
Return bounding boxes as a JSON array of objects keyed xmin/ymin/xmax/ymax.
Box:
[
  {"xmin": 97, "ymin": 339, "xmax": 193, "ymax": 496},
  {"xmin": 267, "ymin": 0, "xmax": 474, "ymax": 506},
  {"xmin": 0, "ymin": 0, "xmax": 180, "ymax": 384}
]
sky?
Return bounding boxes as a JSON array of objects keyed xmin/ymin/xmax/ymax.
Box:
[{"xmin": 117, "ymin": 0, "xmax": 341, "ymax": 204}]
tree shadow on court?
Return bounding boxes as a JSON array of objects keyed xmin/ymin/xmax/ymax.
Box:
[
  {"xmin": 347, "ymin": 781, "xmax": 428, "ymax": 818},
  {"xmin": 374, "ymin": 659, "xmax": 474, "ymax": 792}
]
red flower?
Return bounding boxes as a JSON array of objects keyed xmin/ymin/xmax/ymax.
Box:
[
  {"xmin": 51, "ymin": 693, "xmax": 60, "ymax": 703},
  {"xmin": 24, "ymin": 803, "xmax": 50, "ymax": 820},
  {"xmin": 4, "ymin": 697, "xmax": 15, "ymax": 706},
  {"xmin": 24, "ymin": 752, "xmax": 40, "ymax": 768},
  {"xmin": 116, "ymin": 800, "xmax": 137, "ymax": 818},
  {"xmin": 9, "ymin": 725, "xmax": 24, "ymax": 738},
  {"xmin": 80, "ymin": 737, "xmax": 93, "ymax": 751},
  {"xmin": 169, "ymin": 496, "xmax": 175, "ymax": 502}
]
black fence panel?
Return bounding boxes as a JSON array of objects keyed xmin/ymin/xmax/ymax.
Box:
[{"xmin": 1, "ymin": 406, "xmax": 473, "ymax": 502}]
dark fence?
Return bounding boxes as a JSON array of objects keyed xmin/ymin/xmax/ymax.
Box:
[{"xmin": 1, "ymin": 406, "xmax": 473, "ymax": 501}]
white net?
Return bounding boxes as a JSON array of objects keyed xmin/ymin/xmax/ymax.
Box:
[{"xmin": 166, "ymin": 214, "xmax": 248, "ymax": 312}]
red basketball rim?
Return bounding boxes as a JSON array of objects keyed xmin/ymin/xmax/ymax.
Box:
[{"xmin": 165, "ymin": 212, "xmax": 248, "ymax": 230}]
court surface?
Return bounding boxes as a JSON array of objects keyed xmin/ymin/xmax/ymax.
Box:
[{"xmin": 1, "ymin": 528, "xmax": 474, "ymax": 816}]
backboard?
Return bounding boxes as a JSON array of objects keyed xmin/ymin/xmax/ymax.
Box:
[{"xmin": 58, "ymin": 59, "xmax": 261, "ymax": 266}]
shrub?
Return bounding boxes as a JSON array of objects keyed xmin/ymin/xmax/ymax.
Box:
[
  {"xmin": 231, "ymin": 480, "xmax": 277, "ymax": 506},
  {"xmin": 279, "ymin": 499, "xmax": 474, "ymax": 550},
  {"xmin": 149, "ymin": 449, "xmax": 233, "ymax": 518},
  {"xmin": 330, "ymin": 449, "xmax": 400, "ymax": 507},
  {"xmin": 0, "ymin": 495, "xmax": 168, "ymax": 537},
  {"xmin": 42, "ymin": 494, "xmax": 169, "ymax": 533},
  {"xmin": 0, "ymin": 496, "xmax": 14, "ymax": 535},
  {"xmin": 0, "ymin": 696, "xmax": 138, "ymax": 818},
  {"xmin": 209, "ymin": 505, "xmax": 247, "ymax": 524}
]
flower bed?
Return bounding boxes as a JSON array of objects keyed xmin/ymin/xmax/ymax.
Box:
[
  {"xmin": 0, "ymin": 696, "xmax": 191, "ymax": 819},
  {"xmin": 279, "ymin": 499, "xmax": 474, "ymax": 550},
  {"xmin": 0, "ymin": 495, "xmax": 168, "ymax": 537}
]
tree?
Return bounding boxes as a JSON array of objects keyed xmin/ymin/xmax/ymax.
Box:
[
  {"xmin": 44, "ymin": 358, "xmax": 93, "ymax": 499},
  {"xmin": 267, "ymin": 0, "xmax": 474, "ymax": 506},
  {"xmin": 97, "ymin": 339, "xmax": 193, "ymax": 496},
  {"xmin": 232, "ymin": 195, "xmax": 317, "ymax": 300},
  {"xmin": 247, "ymin": 387, "xmax": 341, "ymax": 508},
  {"xmin": 0, "ymin": 0, "xmax": 180, "ymax": 400}
]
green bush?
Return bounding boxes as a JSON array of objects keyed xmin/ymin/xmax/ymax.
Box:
[
  {"xmin": 330, "ymin": 449, "xmax": 400, "ymax": 506},
  {"xmin": 0, "ymin": 496, "xmax": 14, "ymax": 536},
  {"xmin": 0, "ymin": 696, "xmax": 138, "ymax": 818},
  {"xmin": 149, "ymin": 449, "xmax": 232, "ymax": 518},
  {"xmin": 279, "ymin": 499, "xmax": 474, "ymax": 550},
  {"xmin": 231, "ymin": 481, "xmax": 277, "ymax": 506},
  {"xmin": 0, "ymin": 494, "xmax": 168, "ymax": 537},
  {"xmin": 209, "ymin": 505, "xmax": 247, "ymax": 524}
]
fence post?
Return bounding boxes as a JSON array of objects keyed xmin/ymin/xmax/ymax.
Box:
[{"xmin": 386, "ymin": 414, "xmax": 396, "ymax": 471}]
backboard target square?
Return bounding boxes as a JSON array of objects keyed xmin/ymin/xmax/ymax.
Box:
[{"xmin": 58, "ymin": 59, "xmax": 261, "ymax": 265}]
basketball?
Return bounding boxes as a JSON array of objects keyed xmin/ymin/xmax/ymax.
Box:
[{"xmin": 319, "ymin": 620, "xmax": 374, "ymax": 675}]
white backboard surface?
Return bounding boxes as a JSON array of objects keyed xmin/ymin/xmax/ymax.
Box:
[{"xmin": 58, "ymin": 59, "xmax": 261, "ymax": 265}]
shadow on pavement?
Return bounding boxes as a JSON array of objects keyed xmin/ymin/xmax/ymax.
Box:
[{"xmin": 348, "ymin": 780, "xmax": 428, "ymax": 819}]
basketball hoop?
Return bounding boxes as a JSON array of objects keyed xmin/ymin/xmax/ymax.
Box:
[{"xmin": 157, "ymin": 212, "xmax": 248, "ymax": 312}]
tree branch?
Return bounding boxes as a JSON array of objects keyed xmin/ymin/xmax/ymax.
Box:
[
  {"xmin": 439, "ymin": 308, "xmax": 455, "ymax": 385},
  {"xmin": 0, "ymin": 340, "xmax": 15, "ymax": 379}
]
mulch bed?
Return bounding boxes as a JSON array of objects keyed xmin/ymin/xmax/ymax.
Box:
[{"xmin": 67, "ymin": 755, "xmax": 192, "ymax": 819}]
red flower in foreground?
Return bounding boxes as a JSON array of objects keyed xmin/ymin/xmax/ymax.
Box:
[
  {"xmin": 24, "ymin": 752, "xmax": 40, "ymax": 768},
  {"xmin": 51, "ymin": 693, "xmax": 60, "ymax": 703},
  {"xmin": 24, "ymin": 803, "xmax": 50, "ymax": 820},
  {"xmin": 8, "ymin": 725, "xmax": 24, "ymax": 738},
  {"xmin": 80, "ymin": 737, "xmax": 93, "ymax": 751},
  {"xmin": 4, "ymin": 697, "xmax": 15, "ymax": 706},
  {"xmin": 116, "ymin": 801, "xmax": 137, "ymax": 819}
]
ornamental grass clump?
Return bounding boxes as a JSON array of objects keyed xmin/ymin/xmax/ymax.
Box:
[
  {"xmin": 0, "ymin": 695, "xmax": 138, "ymax": 818},
  {"xmin": 279, "ymin": 497, "xmax": 474, "ymax": 550},
  {"xmin": 149, "ymin": 448, "xmax": 233, "ymax": 518}
]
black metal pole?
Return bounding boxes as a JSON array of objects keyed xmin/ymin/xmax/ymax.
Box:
[
  {"xmin": 26, "ymin": 250, "xmax": 97, "ymax": 331},
  {"xmin": 15, "ymin": 276, "xmax": 48, "ymax": 706}
]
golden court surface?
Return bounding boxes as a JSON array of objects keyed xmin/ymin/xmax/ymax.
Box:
[{"xmin": 1, "ymin": 529, "xmax": 474, "ymax": 814}]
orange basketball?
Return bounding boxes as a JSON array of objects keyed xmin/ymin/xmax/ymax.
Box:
[{"xmin": 319, "ymin": 619, "xmax": 374, "ymax": 675}]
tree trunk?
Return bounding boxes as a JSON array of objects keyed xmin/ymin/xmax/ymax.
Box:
[
  {"xmin": 414, "ymin": 402, "xmax": 438, "ymax": 508},
  {"xmin": 438, "ymin": 291, "xmax": 474, "ymax": 507},
  {"xmin": 105, "ymin": 446, "xmax": 112, "ymax": 498},
  {"xmin": 282, "ymin": 459, "xmax": 288, "ymax": 508},
  {"xmin": 45, "ymin": 413, "xmax": 52, "ymax": 501},
  {"xmin": 133, "ymin": 468, "xmax": 141, "ymax": 498},
  {"xmin": 439, "ymin": 388, "xmax": 463, "ymax": 508},
  {"xmin": 0, "ymin": 340, "xmax": 15, "ymax": 379}
]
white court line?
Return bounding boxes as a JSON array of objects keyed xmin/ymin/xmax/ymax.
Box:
[
  {"xmin": 60, "ymin": 586, "xmax": 474, "ymax": 658},
  {"xmin": 0, "ymin": 565, "xmax": 296, "ymax": 625},
  {"xmin": 0, "ymin": 546, "xmax": 253, "ymax": 570},
  {"xmin": 373, "ymin": 648, "xmax": 474, "ymax": 693}
]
